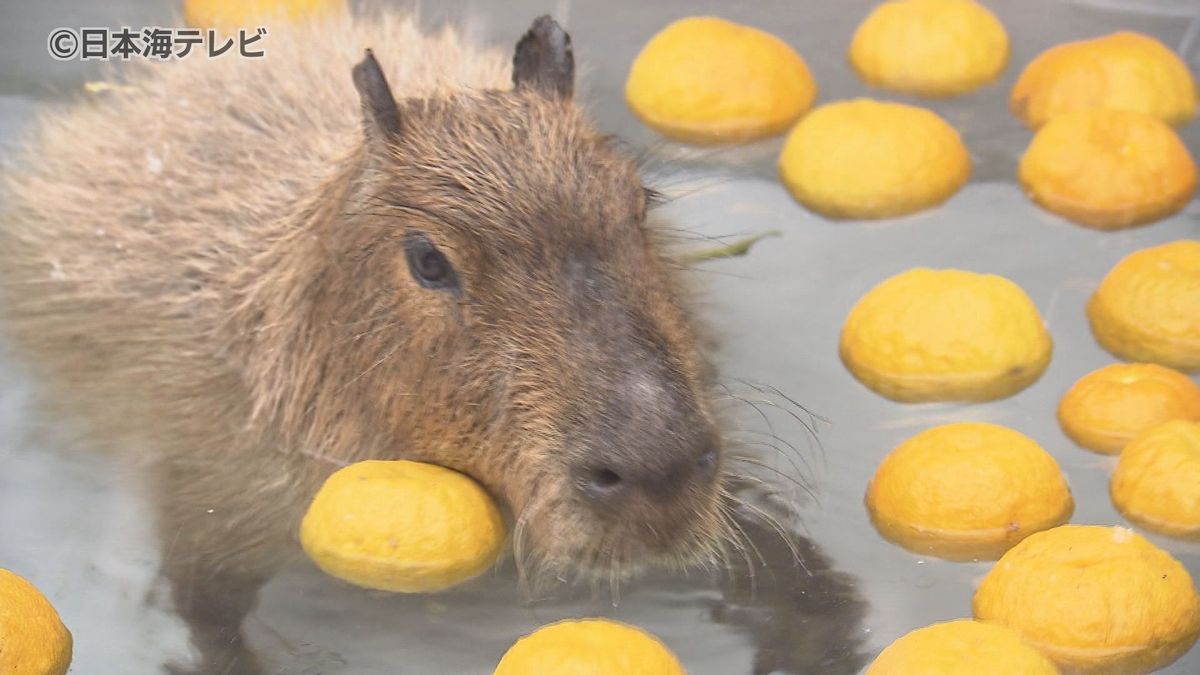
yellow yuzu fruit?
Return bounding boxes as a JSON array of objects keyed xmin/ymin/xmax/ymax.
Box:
[
  {"xmin": 1018, "ymin": 109, "xmax": 1196, "ymax": 230},
  {"xmin": 1111, "ymin": 420, "xmax": 1200, "ymax": 539},
  {"xmin": 866, "ymin": 619, "xmax": 1059, "ymax": 674},
  {"xmin": 625, "ymin": 16, "xmax": 817, "ymax": 144},
  {"xmin": 300, "ymin": 460, "xmax": 505, "ymax": 593},
  {"xmin": 778, "ymin": 99, "xmax": 970, "ymax": 219},
  {"xmin": 1058, "ymin": 362, "xmax": 1200, "ymax": 454},
  {"xmin": 840, "ymin": 268, "xmax": 1052, "ymax": 402},
  {"xmin": 866, "ymin": 422, "xmax": 1073, "ymax": 561},
  {"xmin": 0, "ymin": 569, "xmax": 72, "ymax": 675},
  {"xmin": 1011, "ymin": 31, "xmax": 1197, "ymax": 129},
  {"xmin": 850, "ymin": 0, "xmax": 1010, "ymax": 96},
  {"xmin": 184, "ymin": 0, "xmax": 348, "ymax": 31},
  {"xmin": 493, "ymin": 619, "xmax": 684, "ymax": 675},
  {"xmin": 973, "ymin": 525, "xmax": 1200, "ymax": 673},
  {"xmin": 1087, "ymin": 240, "xmax": 1200, "ymax": 372}
]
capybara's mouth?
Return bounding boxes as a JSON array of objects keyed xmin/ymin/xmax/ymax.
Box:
[{"xmin": 503, "ymin": 468, "xmax": 730, "ymax": 588}]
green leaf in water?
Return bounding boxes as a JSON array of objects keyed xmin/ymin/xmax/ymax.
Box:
[{"xmin": 684, "ymin": 230, "xmax": 781, "ymax": 263}]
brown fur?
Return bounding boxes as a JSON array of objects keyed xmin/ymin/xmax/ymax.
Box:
[{"xmin": 0, "ymin": 11, "xmax": 727, "ymax": 674}]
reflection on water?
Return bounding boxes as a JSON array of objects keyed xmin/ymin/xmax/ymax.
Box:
[
  {"xmin": 240, "ymin": 484, "xmax": 869, "ymax": 675},
  {"xmin": 0, "ymin": 335, "xmax": 867, "ymax": 675},
  {"xmin": 709, "ymin": 491, "xmax": 868, "ymax": 675}
]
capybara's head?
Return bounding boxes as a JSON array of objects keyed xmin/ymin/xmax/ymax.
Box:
[{"xmin": 247, "ymin": 17, "xmax": 726, "ymax": 583}]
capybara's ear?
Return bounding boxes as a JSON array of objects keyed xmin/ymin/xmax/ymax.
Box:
[
  {"xmin": 512, "ymin": 15, "xmax": 574, "ymax": 99},
  {"xmin": 352, "ymin": 49, "xmax": 401, "ymax": 137}
]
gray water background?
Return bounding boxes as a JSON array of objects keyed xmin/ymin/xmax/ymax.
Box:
[{"xmin": 0, "ymin": 0, "xmax": 1198, "ymax": 673}]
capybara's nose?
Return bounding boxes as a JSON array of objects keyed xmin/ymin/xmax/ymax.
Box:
[
  {"xmin": 573, "ymin": 427, "xmax": 720, "ymax": 506},
  {"xmin": 568, "ymin": 344, "xmax": 720, "ymax": 505}
]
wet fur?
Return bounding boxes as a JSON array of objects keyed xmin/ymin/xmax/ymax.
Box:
[{"xmin": 0, "ymin": 11, "xmax": 732, "ymax": 674}]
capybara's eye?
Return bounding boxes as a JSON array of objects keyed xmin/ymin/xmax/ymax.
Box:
[{"xmin": 403, "ymin": 233, "xmax": 459, "ymax": 293}]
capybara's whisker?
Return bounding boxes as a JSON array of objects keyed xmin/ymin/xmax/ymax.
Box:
[
  {"xmin": 735, "ymin": 498, "xmax": 806, "ymax": 572},
  {"xmin": 731, "ymin": 377, "xmax": 829, "ymax": 425},
  {"xmin": 721, "ymin": 420, "xmax": 815, "ymax": 478},
  {"xmin": 721, "ymin": 496, "xmax": 767, "ymax": 571},
  {"xmin": 715, "ymin": 495, "xmax": 757, "ymax": 596},
  {"xmin": 725, "ymin": 454, "xmax": 816, "ymax": 503}
]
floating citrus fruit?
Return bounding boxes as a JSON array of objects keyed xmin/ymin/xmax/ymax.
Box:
[
  {"xmin": 778, "ymin": 99, "xmax": 970, "ymax": 219},
  {"xmin": 184, "ymin": 0, "xmax": 348, "ymax": 30},
  {"xmin": 493, "ymin": 619, "xmax": 684, "ymax": 675},
  {"xmin": 1087, "ymin": 240, "xmax": 1200, "ymax": 372},
  {"xmin": 840, "ymin": 268, "xmax": 1051, "ymax": 402},
  {"xmin": 866, "ymin": 422, "xmax": 1073, "ymax": 561},
  {"xmin": 1058, "ymin": 362, "xmax": 1200, "ymax": 454},
  {"xmin": 625, "ymin": 16, "xmax": 817, "ymax": 144},
  {"xmin": 1111, "ymin": 420, "xmax": 1200, "ymax": 539},
  {"xmin": 300, "ymin": 460, "xmax": 506, "ymax": 593},
  {"xmin": 1011, "ymin": 31, "xmax": 1197, "ymax": 129},
  {"xmin": 0, "ymin": 569, "xmax": 72, "ymax": 675},
  {"xmin": 974, "ymin": 525, "xmax": 1200, "ymax": 673},
  {"xmin": 1018, "ymin": 109, "xmax": 1196, "ymax": 230},
  {"xmin": 866, "ymin": 619, "xmax": 1059, "ymax": 674},
  {"xmin": 849, "ymin": 0, "xmax": 1009, "ymax": 96}
]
